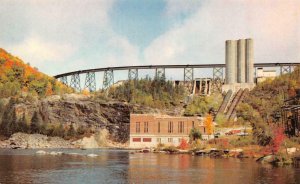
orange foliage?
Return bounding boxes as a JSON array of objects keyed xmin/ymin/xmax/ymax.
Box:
[
  {"xmin": 204, "ymin": 114, "xmax": 214, "ymax": 135},
  {"xmin": 288, "ymin": 88, "xmax": 296, "ymax": 97},
  {"xmin": 82, "ymin": 89, "xmax": 90, "ymax": 96},
  {"xmin": 0, "ymin": 48, "xmax": 72, "ymax": 97},
  {"xmin": 178, "ymin": 138, "xmax": 189, "ymax": 150},
  {"xmin": 45, "ymin": 82, "xmax": 53, "ymax": 96},
  {"xmin": 264, "ymin": 126, "xmax": 286, "ymax": 155}
]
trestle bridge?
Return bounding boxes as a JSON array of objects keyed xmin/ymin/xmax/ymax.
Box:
[{"xmin": 54, "ymin": 63, "xmax": 299, "ymax": 92}]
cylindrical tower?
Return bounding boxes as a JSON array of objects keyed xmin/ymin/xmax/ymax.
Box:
[
  {"xmin": 237, "ymin": 39, "xmax": 246, "ymax": 83},
  {"xmin": 245, "ymin": 39, "xmax": 254, "ymax": 83},
  {"xmin": 225, "ymin": 40, "xmax": 237, "ymax": 84}
]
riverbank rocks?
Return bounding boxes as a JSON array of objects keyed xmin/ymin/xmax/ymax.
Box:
[
  {"xmin": 256, "ymin": 155, "xmax": 278, "ymax": 163},
  {"xmin": 6, "ymin": 133, "xmax": 74, "ymax": 149},
  {"xmin": 36, "ymin": 150, "xmax": 47, "ymax": 155},
  {"xmin": 49, "ymin": 151, "xmax": 63, "ymax": 155},
  {"xmin": 87, "ymin": 154, "xmax": 98, "ymax": 157},
  {"xmin": 73, "ymin": 135, "xmax": 99, "ymax": 149},
  {"xmin": 287, "ymin": 147, "xmax": 297, "ymax": 155}
]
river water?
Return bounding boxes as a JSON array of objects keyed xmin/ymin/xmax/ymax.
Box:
[{"xmin": 0, "ymin": 149, "xmax": 299, "ymax": 184}]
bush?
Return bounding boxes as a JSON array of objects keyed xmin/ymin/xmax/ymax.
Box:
[
  {"xmin": 156, "ymin": 143, "xmax": 165, "ymax": 151},
  {"xmin": 178, "ymin": 139, "xmax": 189, "ymax": 150},
  {"xmin": 211, "ymin": 138, "xmax": 230, "ymax": 149},
  {"xmin": 163, "ymin": 145, "xmax": 179, "ymax": 153},
  {"xmin": 229, "ymin": 136, "xmax": 256, "ymax": 147},
  {"xmin": 190, "ymin": 139, "xmax": 206, "ymax": 151}
]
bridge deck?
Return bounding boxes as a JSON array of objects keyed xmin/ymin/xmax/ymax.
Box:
[{"xmin": 54, "ymin": 63, "xmax": 300, "ymax": 78}]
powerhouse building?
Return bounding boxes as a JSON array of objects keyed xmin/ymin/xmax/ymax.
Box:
[{"xmin": 129, "ymin": 114, "xmax": 214, "ymax": 148}]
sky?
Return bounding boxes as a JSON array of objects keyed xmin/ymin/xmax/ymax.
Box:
[{"xmin": 0, "ymin": 0, "xmax": 300, "ymax": 83}]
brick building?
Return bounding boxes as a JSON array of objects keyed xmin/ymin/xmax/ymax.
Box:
[{"xmin": 129, "ymin": 114, "xmax": 213, "ymax": 148}]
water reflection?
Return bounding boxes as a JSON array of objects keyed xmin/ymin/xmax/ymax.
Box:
[
  {"xmin": 128, "ymin": 153, "xmax": 300, "ymax": 184},
  {"xmin": 0, "ymin": 149, "xmax": 299, "ymax": 184}
]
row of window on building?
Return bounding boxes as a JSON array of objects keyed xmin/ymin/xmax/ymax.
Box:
[
  {"xmin": 132, "ymin": 137, "xmax": 184, "ymax": 143},
  {"xmin": 135, "ymin": 121, "xmax": 194, "ymax": 133}
]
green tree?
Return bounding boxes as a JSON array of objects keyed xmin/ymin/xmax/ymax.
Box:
[
  {"xmin": 190, "ymin": 128, "xmax": 202, "ymax": 141},
  {"xmin": 51, "ymin": 124, "xmax": 65, "ymax": 137},
  {"xmin": 67, "ymin": 123, "xmax": 77, "ymax": 137},
  {"xmin": 0, "ymin": 98, "xmax": 18, "ymax": 136},
  {"xmin": 18, "ymin": 113, "xmax": 29, "ymax": 133},
  {"xmin": 30, "ymin": 111, "xmax": 42, "ymax": 133}
]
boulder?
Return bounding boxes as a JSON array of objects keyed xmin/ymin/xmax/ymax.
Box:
[
  {"xmin": 256, "ymin": 155, "xmax": 278, "ymax": 163},
  {"xmin": 87, "ymin": 154, "xmax": 98, "ymax": 157},
  {"xmin": 287, "ymin": 147, "xmax": 297, "ymax": 155},
  {"xmin": 36, "ymin": 150, "xmax": 47, "ymax": 155}
]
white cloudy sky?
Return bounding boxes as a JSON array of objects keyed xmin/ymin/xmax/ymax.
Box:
[{"xmin": 0, "ymin": 0, "xmax": 299, "ymax": 80}]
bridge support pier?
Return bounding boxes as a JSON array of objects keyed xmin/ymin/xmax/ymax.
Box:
[
  {"xmin": 60, "ymin": 76, "xmax": 68, "ymax": 86},
  {"xmin": 128, "ymin": 69, "xmax": 138, "ymax": 81},
  {"xmin": 103, "ymin": 69, "xmax": 114, "ymax": 89},
  {"xmin": 84, "ymin": 72, "xmax": 96, "ymax": 92},
  {"xmin": 155, "ymin": 68, "xmax": 165, "ymax": 80},
  {"xmin": 184, "ymin": 67, "xmax": 194, "ymax": 93},
  {"xmin": 212, "ymin": 67, "xmax": 224, "ymax": 93},
  {"xmin": 70, "ymin": 73, "xmax": 81, "ymax": 92},
  {"xmin": 280, "ymin": 66, "xmax": 292, "ymax": 75}
]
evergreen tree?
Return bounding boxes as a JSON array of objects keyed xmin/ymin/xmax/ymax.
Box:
[
  {"xmin": 52, "ymin": 124, "xmax": 65, "ymax": 137},
  {"xmin": 67, "ymin": 123, "xmax": 77, "ymax": 137},
  {"xmin": 189, "ymin": 128, "xmax": 202, "ymax": 141},
  {"xmin": 18, "ymin": 113, "xmax": 29, "ymax": 133},
  {"xmin": 30, "ymin": 111, "xmax": 42, "ymax": 133},
  {"xmin": 0, "ymin": 98, "xmax": 18, "ymax": 136}
]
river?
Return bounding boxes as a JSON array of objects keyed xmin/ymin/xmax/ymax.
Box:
[{"xmin": 0, "ymin": 149, "xmax": 299, "ymax": 184}]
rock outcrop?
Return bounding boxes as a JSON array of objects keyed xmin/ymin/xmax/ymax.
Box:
[{"xmin": 0, "ymin": 94, "xmax": 133, "ymax": 142}]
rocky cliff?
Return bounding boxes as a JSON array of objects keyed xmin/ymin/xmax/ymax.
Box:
[{"xmin": 0, "ymin": 94, "xmax": 134, "ymax": 142}]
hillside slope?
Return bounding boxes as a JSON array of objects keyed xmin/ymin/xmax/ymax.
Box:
[
  {"xmin": 237, "ymin": 67, "xmax": 300, "ymax": 145},
  {"xmin": 0, "ymin": 48, "xmax": 72, "ymax": 97}
]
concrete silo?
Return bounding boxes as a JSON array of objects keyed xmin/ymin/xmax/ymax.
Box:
[
  {"xmin": 225, "ymin": 40, "xmax": 237, "ymax": 84},
  {"xmin": 237, "ymin": 39, "xmax": 246, "ymax": 83},
  {"xmin": 245, "ymin": 39, "xmax": 254, "ymax": 83}
]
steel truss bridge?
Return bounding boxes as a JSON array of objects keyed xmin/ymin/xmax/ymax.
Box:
[{"xmin": 54, "ymin": 63, "xmax": 300, "ymax": 92}]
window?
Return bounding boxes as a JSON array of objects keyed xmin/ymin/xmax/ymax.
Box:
[
  {"xmin": 192, "ymin": 121, "xmax": 195, "ymax": 128},
  {"xmin": 178, "ymin": 121, "xmax": 184, "ymax": 133},
  {"xmin": 157, "ymin": 138, "xmax": 161, "ymax": 143},
  {"xmin": 158, "ymin": 122, "xmax": 160, "ymax": 133},
  {"xmin": 204, "ymin": 127, "xmax": 206, "ymax": 133},
  {"xmin": 132, "ymin": 138, "xmax": 141, "ymax": 142},
  {"xmin": 168, "ymin": 121, "xmax": 173, "ymax": 133},
  {"xmin": 143, "ymin": 138, "xmax": 151, "ymax": 142},
  {"xmin": 168, "ymin": 138, "xmax": 173, "ymax": 143},
  {"xmin": 178, "ymin": 138, "xmax": 182, "ymax": 143},
  {"xmin": 136, "ymin": 122, "xmax": 140, "ymax": 133},
  {"xmin": 144, "ymin": 122, "xmax": 149, "ymax": 133}
]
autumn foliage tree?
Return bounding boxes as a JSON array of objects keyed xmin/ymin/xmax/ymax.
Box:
[
  {"xmin": 178, "ymin": 138, "xmax": 189, "ymax": 150},
  {"xmin": 204, "ymin": 114, "xmax": 213, "ymax": 135},
  {"xmin": 0, "ymin": 48, "xmax": 72, "ymax": 98},
  {"xmin": 269, "ymin": 126, "xmax": 285, "ymax": 154}
]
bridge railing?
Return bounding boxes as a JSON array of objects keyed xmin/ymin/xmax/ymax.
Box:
[{"xmin": 54, "ymin": 63, "xmax": 300, "ymax": 92}]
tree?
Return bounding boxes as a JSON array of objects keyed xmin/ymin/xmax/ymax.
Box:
[
  {"xmin": 18, "ymin": 113, "xmax": 29, "ymax": 133},
  {"xmin": 51, "ymin": 124, "xmax": 65, "ymax": 137},
  {"xmin": 268, "ymin": 126, "xmax": 285, "ymax": 154},
  {"xmin": 204, "ymin": 114, "xmax": 213, "ymax": 135},
  {"xmin": 0, "ymin": 98, "xmax": 18, "ymax": 136},
  {"xmin": 67, "ymin": 123, "xmax": 77, "ymax": 137},
  {"xmin": 30, "ymin": 111, "xmax": 42, "ymax": 133},
  {"xmin": 190, "ymin": 128, "xmax": 202, "ymax": 141},
  {"xmin": 45, "ymin": 82, "xmax": 53, "ymax": 96}
]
